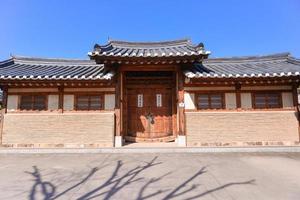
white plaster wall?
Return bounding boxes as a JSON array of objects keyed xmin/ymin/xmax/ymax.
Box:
[
  {"xmin": 184, "ymin": 92, "xmax": 196, "ymax": 109},
  {"xmin": 282, "ymin": 92, "xmax": 294, "ymax": 108},
  {"xmin": 225, "ymin": 93, "xmax": 237, "ymax": 109},
  {"xmin": 241, "ymin": 93, "xmax": 252, "ymax": 109},
  {"xmin": 63, "ymin": 95, "xmax": 74, "ymax": 110},
  {"xmin": 104, "ymin": 94, "xmax": 115, "ymax": 110},
  {"xmin": 7, "ymin": 95, "xmax": 18, "ymax": 111},
  {"xmin": 48, "ymin": 95, "xmax": 59, "ymax": 110}
]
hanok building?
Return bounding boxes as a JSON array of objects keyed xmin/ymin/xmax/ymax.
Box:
[{"xmin": 0, "ymin": 39, "xmax": 300, "ymax": 148}]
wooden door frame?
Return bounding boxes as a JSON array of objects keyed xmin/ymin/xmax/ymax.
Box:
[{"xmin": 116, "ymin": 64, "xmax": 184, "ymax": 142}]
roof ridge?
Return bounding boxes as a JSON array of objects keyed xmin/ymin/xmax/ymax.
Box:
[
  {"xmin": 205, "ymin": 52, "xmax": 291, "ymax": 63},
  {"xmin": 11, "ymin": 55, "xmax": 100, "ymax": 66},
  {"xmin": 103, "ymin": 38, "xmax": 193, "ymax": 48},
  {"xmin": 12, "ymin": 55, "xmax": 93, "ymax": 62},
  {"xmin": 110, "ymin": 38, "xmax": 191, "ymax": 45},
  {"xmin": 287, "ymin": 56, "xmax": 300, "ymax": 65},
  {"xmin": 0, "ymin": 58, "xmax": 14, "ymax": 65}
]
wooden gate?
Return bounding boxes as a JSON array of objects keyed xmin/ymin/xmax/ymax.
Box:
[{"xmin": 126, "ymin": 87, "xmax": 173, "ymax": 141}]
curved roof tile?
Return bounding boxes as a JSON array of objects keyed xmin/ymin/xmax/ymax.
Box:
[
  {"xmin": 0, "ymin": 56, "xmax": 113, "ymax": 80},
  {"xmin": 90, "ymin": 39, "xmax": 210, "ymax": 58},
  {"xmin": 184, "ymin": 53, "xmax": 300, "ymax": 79}
]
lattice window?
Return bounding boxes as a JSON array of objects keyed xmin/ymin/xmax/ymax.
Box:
[
  {"xmin": 197, "ymin": 93, "xmax": 224, "ymax": 110},
  {"xmin": 75, "ymin": 95, "xmax": 104, "ymax": 110},
  {"xmin": 20, "ymin": 95, "xmax": 47, "ymax": 110},
  {"xmin": 253, "ymin": 92, "xmax": 281, "ymax": 109}
]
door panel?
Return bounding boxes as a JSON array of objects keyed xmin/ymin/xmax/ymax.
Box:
[{"xmin": 127, "ymin": 87, "xmax": 173, "ymax": 139}]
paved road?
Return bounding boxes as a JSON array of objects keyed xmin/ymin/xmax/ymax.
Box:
[{"xmin": 0, "ymin": 153, "xmax": 299, "ymax": 199}]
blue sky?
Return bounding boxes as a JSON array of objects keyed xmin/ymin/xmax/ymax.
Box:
[{"xmin": 1, "ymin": 0, "xmax": 300, "ymax": 60}]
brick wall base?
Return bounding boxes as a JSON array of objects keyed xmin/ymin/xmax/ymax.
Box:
[
  {"xmin": 2, "ymin": 112, "xmax": 115, "ymax": 148},
  {"xmin": 1, "ymin": 143, "xmax": 113, "ymax": 148},
  {"xmin": 189, "ymin": 141, "xmax": 300, "ymax": 147},
  {"xmin": 186, "ymin": 111, "xmax": 300, "ymax": 147}
]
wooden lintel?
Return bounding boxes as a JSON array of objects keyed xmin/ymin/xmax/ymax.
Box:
[
  {"xmin": 187, "ymin": 76, "xmax": 300, "ymax": 86},
  {"xmin": 119, "ymin": 64, "xmax": 178, "ymax": 72}
]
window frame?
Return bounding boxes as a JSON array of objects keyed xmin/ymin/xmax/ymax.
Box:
[
  {"xmin": 195, "ymin": 92, "xmax": 225, "ymax": 110},
  {"xmin": 19, "ymin": 94, "xmax": 48, "ymax": 111},
  {"xmin": 74, "ymin": 93, "xmax": 105, "ymax": 111},
  {"xmin": 252, "ymin": 91, "xmax": 282, "ymax": 109}
]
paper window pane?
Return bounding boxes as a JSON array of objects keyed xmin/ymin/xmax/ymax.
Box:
[
  {"xmin": 77, "ymin": 96, "xmax": 90, "ymax": 110},
  {"xmin": 90, "ymin": 96, "xmax": 102, "ymax": 110},
  {"xmin": 268, "ymin": 94, "xmax": 280, "ymax": 108},
  {"xmin": 20, "ymin": 96, "xmax": 33, "ymax": 110},
  {"xmin": 198, "ymin": 94, "xmax": 209, "ymax": 109},
  {"xmin": 210, "ymin": 94, "xmax": 222, "ymax": 109},
  {"xmin": 33, "ymin": 96, "xmax": 46, "ymax": 110}
]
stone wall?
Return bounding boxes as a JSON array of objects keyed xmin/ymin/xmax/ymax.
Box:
[
  {"xmin": 186, "ymin": 111, "xmax": 299, "ymax": 146},
  {"xmin": 2, "ymin": 112, "xmax": 115, "ymax": 147}
]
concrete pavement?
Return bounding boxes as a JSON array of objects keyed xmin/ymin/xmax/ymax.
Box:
[
  {"xmin": 1, "ymin": 146, "xmax": 300, "ymax": 154},
  {"xmin": 0, "ymin": 153, "xmax": 299, "ymax": 199}
]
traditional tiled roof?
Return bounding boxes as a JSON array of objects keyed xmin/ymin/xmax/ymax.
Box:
[
  {"xmin": 1, "ymin": 53, "xmax": 299, "ymax": 81},
  {"xmin": 89, "ymin": 39, "xmax": 210, "ymax": 59},
  {"xmin": 184, "ymin": 53, "xmax": 300, "ymax": 79},
  {"xmin": 0, "ymin": 56, "xmax": 114, "ymax": 80}
]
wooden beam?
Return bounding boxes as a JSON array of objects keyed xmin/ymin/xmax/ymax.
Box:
[
  {"xmin": 187, "ymin": 76, "xmax": 300, "ymax": 86},
  {"xmin": 120, "ymin": 64, "xmax": 177, "ymax": 72}
]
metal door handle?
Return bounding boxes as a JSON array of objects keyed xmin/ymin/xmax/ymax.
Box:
[{"xmin": 146, "ymin": 113, "xmax": 155, "ymax": 124}]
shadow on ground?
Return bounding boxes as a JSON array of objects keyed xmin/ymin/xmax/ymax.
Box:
[{"xmin": 25, "ymin": 156, "xmax": 255, "ymax": 200}]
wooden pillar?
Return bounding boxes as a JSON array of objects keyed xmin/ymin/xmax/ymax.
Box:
[
  {"xmin": 115, "ymin": 71, "xmax": 123, "ymax": 136},
  {"xmin": 292, "ymin": 83, "xmax": 299, "ymax": 107},
  {"xmin": 0, "ymin": 86, "xmax": 8, "ymax": 145},
  {"xmin": 177, "ymin": 70, "xmax": 185, "ymax": 135},
  {"xmin": 1, "ymin": 86, "xmax": 8, "ymax": 114},
  {"xmin": 235, "ymin": 83, "xmax": 241, "ymax": 110},
  {"xmin": 292, "ymin": 83, "xmax": 300, "ymax": 142},
  {"xmin": 58, "ymin": 86, "xmax": 64, "ymax": 113},
  {"xmin": 0, "ymin": 109, "xmax": 4, "ymax": 145}
]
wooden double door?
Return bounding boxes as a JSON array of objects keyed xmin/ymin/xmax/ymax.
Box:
[{"xmin": 126, "ymin": 87, "xmax": 174, "ymax": 141}]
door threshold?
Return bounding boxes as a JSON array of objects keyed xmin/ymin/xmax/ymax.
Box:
[
  {"xmin": 124, "ymin": 136, "xmax": 176, "ymax": 143},
  {"xmin": 123, "ymin": 141, "xmax": 177, "ymax": 148}
]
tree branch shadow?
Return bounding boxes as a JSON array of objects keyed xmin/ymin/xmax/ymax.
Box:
[
  {"xmin": 25, "ymin": 156, "xmax": 255, "ymax": 200},
  {"xmin": 25, "ymin": 165, "xmax": 99, "ymax": 200},
  {"xmin": 78, "ymin": 156, "xmax": 162, "ymax": 200}
]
